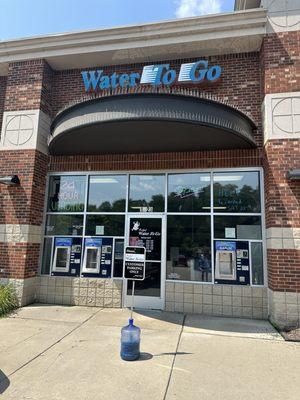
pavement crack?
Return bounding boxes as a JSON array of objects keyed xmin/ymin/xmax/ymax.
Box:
[
  {"xmin": 1, "ymin": 330, "xmax": 44, "ymax": 353},
  {"xmin": 0, "ymin": 308, "xmax": 104, "ymax": 384},
  {"xmin": 162, "ymin": 313, "xmax": 186, "ymax": 400}
]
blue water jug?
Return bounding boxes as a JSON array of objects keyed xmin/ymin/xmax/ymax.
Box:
[{"xmin": 120, "ymin": 318, "xmax": 141, "ymax": 361}]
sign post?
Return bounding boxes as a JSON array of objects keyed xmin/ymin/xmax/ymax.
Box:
[
  {"xmin": 121, "ymin": 246, "xmax": 146, "ymax": 361},
  {"xmin": 124, "ymin": 246, "xmax": 146, "ymax": 279},
  {"xmin": 124, "ymin": 246, "xmax": 146, "ymax": 317}
]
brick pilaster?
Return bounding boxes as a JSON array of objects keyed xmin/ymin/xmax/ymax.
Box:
[{"xmin": 0, "ymin": 60, "xmax": 52, "ymax": 281}]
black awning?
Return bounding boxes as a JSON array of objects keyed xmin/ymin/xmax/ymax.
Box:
[{"xmin": 49, "ymin": 94, "xmax": 257, "ymax": 155}]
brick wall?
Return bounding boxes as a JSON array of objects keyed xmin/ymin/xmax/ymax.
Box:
[
  {"xmin": 0, "ymin": 76, "xmax": 7, "ymax": 131},
  {"xmin": 40, "ymin": 61, "xmax": 53, "ymax": 117},
  {"xmin": 0, "ymin": 54, "xmax": 264, "ymax": 282},
  {"xmin": 263, "ymin": 140, "xmax": 300, "ymax": 228},
  {"xmin": 49, "ymin": 148, "xmax": 262, "ymax": 172},
  {"xmin": 0, "ymin": 33, "xmax": 299, "ymax": 294},
  {"xmin": 51, "ymin": 52, "xmax": 263, "ymax": 146},
  {"xmin": 0, "ymin": 59, "xmax": 51, "ymax": 227},
  {"xmin": 0, "ymin": 150, "xmax": 48, "ymax": 225},
  {"xmin": 4, "ymin": 60, "xmax": 45, "ymax": 112},
  {"xmin": 0, "ymin": 60, "xmax": 51, "ymax": 280},
  {"xmin": 0, "ymin": 243, "xmax": 40, "ymax": 279},
  {"xmin": 262, "ymin": 30, "xmax": 300, "ymax": 294},
  {"xmin": 0, "ymin": 150, "xmax": 47, "ymax": 281},
  {"xmin": 49, "ymin": 52, "xmax": 264, "ymax": 172},
  {"xmin": 268, "ymin": 250, "xmax": 300, "ymax": 292},
  {"xmin": 262, "ymin": 31, "xmax": 300, "ymax": 96}
]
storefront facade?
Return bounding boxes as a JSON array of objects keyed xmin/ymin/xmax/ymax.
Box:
[{"xmin": 0, "ymin": 1, "xmax": 299, "ymax": 328}]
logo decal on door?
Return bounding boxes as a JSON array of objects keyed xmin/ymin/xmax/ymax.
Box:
[{"xmin": 132, "ymin": 221, "xmax": 140, "ymax": 231}]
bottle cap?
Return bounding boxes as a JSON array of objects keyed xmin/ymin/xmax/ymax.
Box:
[{"xmin": 129, "ymin": 318, "xmax": 134, "ymax": 325}]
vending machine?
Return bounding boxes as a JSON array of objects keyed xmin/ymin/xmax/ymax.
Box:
[
  {"xmin": 214, "ymin": 240, "xmax": 250, "ymax": 285},
  {"xmin": 51, "ymin": 237, "xmax": 82, "ymax": 276},
  {"xmin": 81, "ymin": 237, "xmax": 113, "ymax": 278}
]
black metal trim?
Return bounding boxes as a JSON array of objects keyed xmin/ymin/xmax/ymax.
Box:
[{"xmin": 49, "ymin": 93, "xmax": 257, "ymax": 155}]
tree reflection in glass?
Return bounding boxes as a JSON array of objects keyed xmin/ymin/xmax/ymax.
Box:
[
  {"xmin": 88, "ymin": 175, "xmax": 126, "ymax": 212},
  {"xmin": 213, "ymin": 172, "xmax": 260, "ymax": 213},
  {"xmin": 168, "ymin": 173, "xmax": 210, "ymax": 212},
  {"xmin": 129, "ymin": 175, "xmax": 165, "ymax": 212}
]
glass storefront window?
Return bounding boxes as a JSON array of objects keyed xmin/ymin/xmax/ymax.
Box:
[
  {"xmin": 41, "ymin": 237, "xmax": 53, "ymax": 275},
  {"xmin": 48, "ymin": 176, "xmax": 86, "ymax": 212},
  {"xmin": 213, "ymin": 171, "xmax": 260, "ymax": 213},
  {"xmin": 167, "ymin": 216, "xmax": 211, "ymax": 282},
  {"xmin": 214, "ymin": 216, "xmax": 262, "ymax": 240},
  {"xmin": 168, "ymin": 173, "xmax": 210, "ymax": 212},
  {"xmin": 87, "ymin": 175, "xmax": 126, "ymax": 212},
  {"xmin": 45, "ymin": 215, "xmax": 83, "ymax": 236},
  {"xmin": 128, "ymin": 174, "xmax": 165, "ymax": 212},
  {"xmin": 85, "ymin": 215, "xmax": 125, "ymax": 236},
  {"xmin": 42, "ymin": 170, "xmax": 265, "ymax": 286},
  {"xmin": 251, "ymin": 242, "xmax": 264, "ymax": 285},
  {"xmin": 113, "ymin": 239, "xmax": 124, "ymax": 278}
]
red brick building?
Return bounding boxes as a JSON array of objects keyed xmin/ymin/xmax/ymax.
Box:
[{"xmin": 0, "ymin": 0, "xmax": 299, "ymax": 328}]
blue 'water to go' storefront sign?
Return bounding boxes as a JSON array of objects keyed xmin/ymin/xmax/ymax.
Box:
[{"xmin": 81, "ymin": 60, "xmax": 222, "ymax": 91}]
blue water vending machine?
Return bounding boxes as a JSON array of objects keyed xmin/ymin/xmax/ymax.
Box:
[
  {"xmin": 214, "ymin": 240, "xmax": 250, "ymax": 285},
  {"xmin": 51, "ymin": 237, "xmax": 82, "ymax": 277},
  {"xmin": 81, "ymin": 237, "xmax": 113, "ymax": 278}
]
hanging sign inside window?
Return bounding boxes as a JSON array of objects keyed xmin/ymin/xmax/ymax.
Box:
[
  {"xmin": 124, "ymin": 246, "xmax": 146, "ymax": 281},
  {"xmin": 96, "ymin": 225, "xmax": 105, "ymax": 235},
  {"xmin": 225, "ymin": 227, "xmax": 236, "ymax": 239}
]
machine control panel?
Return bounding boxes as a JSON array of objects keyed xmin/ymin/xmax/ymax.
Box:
[
  {"xmin": 81, "ymin": 237, "xmax": 113, "ymax": 278},
  {"xmin": 51, "ymin": 237, "xmax": 82, "ymax": 277},
  {"xmin": 214, "ymin": 241, "xmax": 250, "ymax": 285}
]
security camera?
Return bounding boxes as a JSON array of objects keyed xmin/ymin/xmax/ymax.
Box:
[{"xmin": 0, "ymin": 175, "xmax": 20, "ymax": 185}]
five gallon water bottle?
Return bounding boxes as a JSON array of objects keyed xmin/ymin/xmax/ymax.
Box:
[{"xmin": 120, "ymin": 318, "xmax": 141, "ymax": 361}]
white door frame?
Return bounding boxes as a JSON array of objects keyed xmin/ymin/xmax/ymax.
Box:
[{"xmin": 123, "ymin": 214, "xmax": 166, "ymax": 310}]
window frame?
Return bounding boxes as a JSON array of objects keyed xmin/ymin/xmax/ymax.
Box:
[
  {"xmin": 87, "ymin": 174, "xmax": 127, "ymax": 212},
  {"xmin": 40, "ymin": 167, "xmax": 266, "ymax": 288}
]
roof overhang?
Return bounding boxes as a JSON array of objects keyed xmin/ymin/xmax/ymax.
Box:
[
  {"xmin": 0, "ymin": 9, "xmax": 267, "ymax": 76},
  {"xmin": 49, "ymin": 94, "xmax": 257, "ymax": 155}
]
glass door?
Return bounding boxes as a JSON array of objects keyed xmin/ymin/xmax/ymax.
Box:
[{"xmin": 123, "ymin": 215, "xmax": 165, "ymax": 310}]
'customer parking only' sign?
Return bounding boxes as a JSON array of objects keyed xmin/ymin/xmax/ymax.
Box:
[{"xmin": 124, "ymin": 247, "xmax": 146, "ymax": 281}]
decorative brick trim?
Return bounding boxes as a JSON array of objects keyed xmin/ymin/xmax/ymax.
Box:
[
  {"xmin": 262, "ymin": 92, "xmax": 300, "ymax": 142},
  {"xmin": 0, "ymin": 224, "xmax": 42, "ymax": 244},
  {"xmin": 268, "ymin": 288, "xmax": 300, "ymax": 329},
  {"xmin": 0, "ymin": 109, "xmax": 50, "ymax": 154},
  {"xmin": 266, "ymin": 227, "xmax": 300, "ymax": 250}
]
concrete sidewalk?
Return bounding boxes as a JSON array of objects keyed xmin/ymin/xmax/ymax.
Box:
[{"xmin": 0, "ymin": 305, "xmax": 299, "ymax": 400}]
